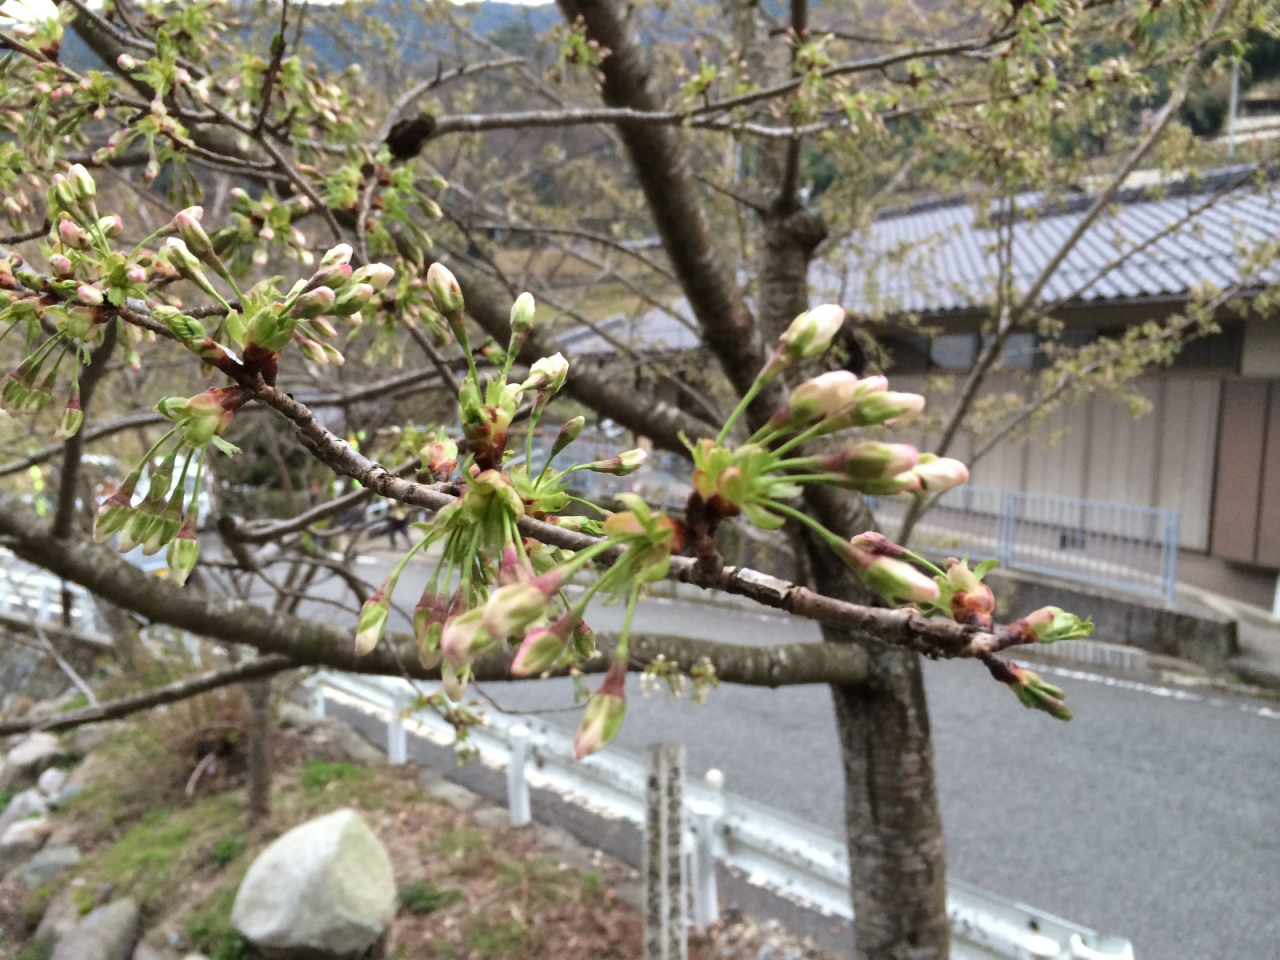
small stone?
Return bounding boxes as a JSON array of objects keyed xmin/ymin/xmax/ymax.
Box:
[
  {"xmin": 424, "ymin": 779, "xmax": 480, "ymax": 812},
  {"xmin": 18, "ymin": 843, "xmax": 81, "ymax": 887},
  {"xmin": 473, "ymin": 806, "xmax": 512, "ymax": 831},
  {"xmin": 0, "ymin": 815, "xmax": 53, "ymax": 868},
  {"xmin": 52, "ymin": 898, "xmax": 140, "ymax": 960},
  {"xmin": 35, "ymin": 886, "xmax": 82, "ymax": 948},
  {"xmin": 277, "ymin": 701, "xmax": 320, "ymax": 733},
  {"xmin": 6, "ymin": 732, "xmax": 64, "ymax": 776},
  {"xmin": 38, "ymin": 766, "xmax": 68, "ymax": 797},
  {"xmin": 0, "ymin": 787, "xmax": 50, "ymax": 834}
]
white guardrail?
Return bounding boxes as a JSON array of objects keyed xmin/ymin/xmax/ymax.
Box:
[{"xmin": 310, "ymin": 670, "xmax": 1135, "ymax": 960}]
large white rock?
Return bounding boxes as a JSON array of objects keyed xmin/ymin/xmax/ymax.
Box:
[
  {"xmin": 0, "ymin": 815, "xmax": 53, "ymax": 870},
  {"xmin": 231, "ymin": 808, "xmax": 395, "ymax": 957}
]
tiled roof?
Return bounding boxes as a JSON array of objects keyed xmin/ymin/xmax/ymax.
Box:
[
  {"xmin": 818, "ymin": 165, "xmax": 1280, "ymax": 318},
  {"xmin": 555, "ymin": 166, "xmax": 1280, "ymax": 357}
]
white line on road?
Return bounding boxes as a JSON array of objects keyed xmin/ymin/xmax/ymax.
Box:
[{"xmin": 1021, "ymin": 661, "xmax": 1280, "ymax": 721}]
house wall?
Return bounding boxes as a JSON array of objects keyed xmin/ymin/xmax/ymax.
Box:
[{"xmin": 892, "ymin": 373, "xmax": 1221, "ymax": 551}]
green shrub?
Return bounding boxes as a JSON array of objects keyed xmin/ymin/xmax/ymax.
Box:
[{"xmin": 300, "ymin": 760, "xmax": 370, "ymax": 792}]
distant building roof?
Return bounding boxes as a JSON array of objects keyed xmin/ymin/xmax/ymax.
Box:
[
  {"xmin": 819, "ymin": 165, "xmax": 1280, "ymax": 319},
  {"xmin": 555, "ymin": 166, "xmax": 1280, "ymax": 359}
]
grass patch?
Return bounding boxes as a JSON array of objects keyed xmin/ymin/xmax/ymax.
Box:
[
  {"xmin": 186, "ymin": 886, "xmax": 263, "ymax": 960},
  {"xmin": 437, "ymin": 828, "xmax": 484, "ymax": 860},
  {"xmin": 464, "ymin": 915, "xmax": 527, "ymax": 958},
  {"xmin": 398, "ymin": 879, "xmax": 462, "ymax": 915},
  {"xmin": 77, "ymin": 792, "xmax": 241, "ymax": 910},
  {"xmin": 210, "ymin": 834, "xmax": 246, "ymax": 868},
  {"xmin": 18, "ymin": 887, "xmax": 53, "ymax": 933},
  {"xmin": 300, "ymin": 760, "xmax": 372, "ymax": 792},
  {"xmin": 0, "ymin": 789, "xmax": 14, "ymax": 810},
  {"xmin": 15, "ymin": 942, "xmax": 51, "ymax": 960}
]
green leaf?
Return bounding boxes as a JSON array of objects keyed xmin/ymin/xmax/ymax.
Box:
[
  {"xmin": 973, "ymin": 558, "xmax": 998, "ymax": 579},
  {"xmin": 209, "ymin": 435, "xmax": 241, "ymax": 456}
]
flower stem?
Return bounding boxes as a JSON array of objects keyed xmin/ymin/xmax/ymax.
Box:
[{"xmin": 716, "ymin": 376, "xmax": 768, "ymax": 445}]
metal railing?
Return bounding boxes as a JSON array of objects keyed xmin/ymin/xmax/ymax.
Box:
[
  {"xmin": 309, "ymin": 670, "xmax": 1136, "ymax": 960},
  {"xmin": 867, "ymin": 487, "xmax": 1180, "ymax": 607},
  {"xmin": 0, "ymin": 549, "xmax": 106, "ymax": 638}
]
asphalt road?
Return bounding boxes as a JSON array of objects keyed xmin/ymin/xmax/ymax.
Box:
[{"xmin": 301, "ymin": 550, "xmax": 1280, "ymax": 960}]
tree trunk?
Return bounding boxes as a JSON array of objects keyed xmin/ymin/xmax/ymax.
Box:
[{"xmin": 245, "ymin": 679, "xmax": 272, "ymax": 826}]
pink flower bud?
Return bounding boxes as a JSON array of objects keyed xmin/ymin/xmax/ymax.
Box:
[
  {"xmin": 354, "ymin": 585, "xmax": 391, "ymax": 656},
  {"xmin": 57, "ymin": 219, "xmax": 87, "ymax": 250},
  {"xmin": 765, "ymin": 304, "xmax": 845, "ymax": 374},
  {"xmin": 574, "ymin": 659, "xmax": 628, "ymax": 760},
  {"xmin": 524, "ymin": 352, "xmax": 569, "ymax": 393},
  {"xmin": 48, "ymin": 254, "xmax": 72, "ymax": 277},
  {"xmin": 76, "ymin": 284, "xmax": 103, "ymax": 307},
  {"xmin": 117, "ymin": 53, "xmax": 139, "ymax": 70},
  {"xmin": 480, "ymin": 583, "xmax": 549, "ymax": 640},
  {"xmin": 911, "ymin": 454, "xmax": 969, "ymax": 493},
  {"xmin": 440, "ymin": 607, "xmax": 496, "ymax": 667},
  {"xmin": 96, "ymin": 215, "xmax": 123, "ymax": 238},
  {"xmin": 770, "ymin": 371, "xmax": 860, "ymax": 429},
  {"xmin": 509, "ymin": 291, "xmax": 536, "ymax": 334},
  {"xmin": 812, "ymin": 442, "xmax": 919, "ymax": 482},
  {"xmin": 511, "ymin": 625, "xmax": 566, "ymax": 677},
  {"xmin": 842, "ymin": 533, "xmax": 938, "ymax": 604},
  {"xmin": 165, "ymin": 527, "xmax": 200, "ymax": 587}
]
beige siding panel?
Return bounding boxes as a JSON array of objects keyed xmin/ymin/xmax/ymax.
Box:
[
  {"xmin": 1154, "ymin": 379, "xmax": 1219, "ymax": 551},
  {"xmin": 1025, "ymin": 402, "xmax": 1091, "ymax": 499},
  {"xmin": 1084, "ymin": 384, "xmax": 1160, "ymax": 507}
]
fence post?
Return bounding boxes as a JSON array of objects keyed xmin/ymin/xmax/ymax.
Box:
[
  {"xmin": 997, "ymin": 493, "xmax": 1016, "ymax": 568},
  {"xmin": 386, "ymin": 688, "xmax": 408, "ymax": 765},
  {"xmin": 1162, "ymin": 512, "xmax": 1180, "ymax": 609},
  {"xmin": 688, "ymin": 767, "xmax": 724, "ymax": 930},
  {"xmin": 507, "ymin": 724, "xmax": 532, "ymax": 827},
  {"xmin": 644, "ymin": 743, "xmax": 686, "ymax": 960}
]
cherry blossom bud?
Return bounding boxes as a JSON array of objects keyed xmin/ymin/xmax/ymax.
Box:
[
  {"xmin": 58, "ymin": 219, "xmax": 88, "ymax": 250},
  {"xmin": 67, "ymin": 163, "xmax": 96, "ymax": 200},
  {"xmin": 574, "ymin": 659, "xmax": 627, "ymax": 760},
  {"xmin": 48, "ymin": 254, "xmax": 72, "ymax": 277},
  {"xmin": 511, "ymin": 625, "xmax": 566, "ymax": 678},
  {"xmin": 422, "ymin": 437, "xmax": 459, "ymax": 481},
  {"xmin": 1011, "ymin": 606, "xmax": 1094, "ymax": 644},
  {"xmin": 96, "ymin": 215, "xmax": 123, "ymax": 238},
  {"xmin": 426, "ymin": 262, "xmax": 464, "ymax": 315},
  {"xmin": 480, "ymin": 583, "xmax": 550, "ymax": 640},
  {"xmin": 525, "ymin": 352, "xmax": 569, "ymax": 393},
  {"xmin": 320, "ymin": 242, "xmax": 353, "ymax": 269},
  {"xmin": 351, "ymin": 262, "xmax": 395, "ymax": 291},
  {"xmin": 842, "ymin": 533, "xmax": 938, "ymax": 604},
  {"xmin": 117, "ymin": 53, "xmax": 139, "ymax": 70},
  {"xmin": 57, "ymin": 306, "xmax": 98, "ymax": 341},
  {"xmin": 321, "ymin": 343, "xmax": 345, "ymax": 365},
  {"xmin": 93, "ymin": 494, "xmax": 132, "ymax": 543},
  {"xmin": 585, "ymin": 448, "xmax": 647, "ymax": 476},
  {"xmin": 51, "ymin": 174, "xmax": 77, "ymax": 208},
  {"xmin": 126, "ymin": 265, "xmax": 147, "ymax": 284},
  {"xmin": 985, "ymin": 659, "xmax": 1073, "ymax": 720},
  {"xmin": 331, "ymin": 282, "xmax": 374, "ymax": 317},
  {"xmin": 770, "ymin": 371, "xmax": 860, "ymax": 429},
  {"xmin": 354, "ymin": 583, "xmax": 391, "ymax": 655},
  {"xmin": 54, "ymin": 394, "xmax": 82, "ymax": 441},
  {"xmin": 166, "ymin": 526, "xmax": 200, "ymax": 587},
  {"xmin": 911, "ymin": 454, "xmax": 969, "ymax": 493},
  {"xmin": 550, "ymin": 416, "xmax": 585, "ymax": 460},
  {"xmin": 75, "ymin": 284, "xmax": 103, "ymax": 307},
  {"xmin": 509, "ymin": 291, "xmax": 536, "ymax": 334},
  {"xmin": 853, "ymin": 390, "xmax": 926, "ymax": 426},
  {"xmin": 943, "ymin": 559, "xmax": 995, "ymax": 628},
  {"xmin": 440, "ymin": 607, "xmax": 496, "ymax": 667},
  {"xmin": 812, "ymin": 442, "xmax": 918, "ymax": 482},
  {"xmin": 765, "ymin": 304, "xmax": 845, "ymax": 374},
  {"xmin": 151, "ymin": 306, "xmax": 206, "ymax": 342},
  {"xmin": 172, "ymin": 210, "xmax": 214, "ymax": 261},
  {"xmin": 296, "ymin": 336, "xmax": 328, "ymax": 364}
]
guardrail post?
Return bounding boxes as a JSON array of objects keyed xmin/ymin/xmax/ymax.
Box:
[
  {"xmin": 386, "ymin": 688, "xmax": 408, "ymax": 765},
  {"xmin": 507, "ymin": 724, "xmax": 532, "ymax": 827},
  {"xmin": 307, "ymin": 676, "xmax": 326, "ymax": 720},
  {"xmin": 644, "ymin": 743, "xmax": 686, "ymax": 960},
  {"xmin": 688, "ymin": 767, "xmax": 724, "ymax": 930}
]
